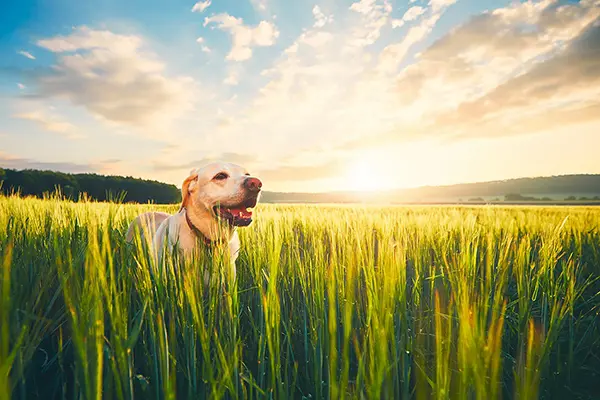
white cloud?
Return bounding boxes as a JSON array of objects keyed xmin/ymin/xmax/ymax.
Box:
[
  {"xmin": 391, "ymin": 19, "xmax": 404, "ymax": 28},
  {"xmin": 201, "ymin": 45, "xmax": 211, "ymax": 53},
  {"xmin": 404, "ymin": 5, "xmax": 427, "ymax": 21},
  {"xmin": 391, "ymin": 5, "xmax": 427, "ymax": 28},
  {"xmin": 410, "ymin": 1, "xmax": 600, "ymax": 133},
  {"xmin": 37, "ymin": 28, "xmax": 142, "ymax": 53},
  {"xmin": 196, "ymin": 36, "xmax": 205, "ymax": 43},
  {"xmin": 429, "ymin": 0, "xmax": 457, "ymax": 13},
  {"xmin": 18, "ymin": 50, "xmax": 35, "ymax": 60},
  {"xmin": 13, "ymin": 110, "xmax": 84, "ymax": 140},
  {"xmin": 313, "ymin": 5, "xmax": 334, "ymax": 28},
  {"xmin": 163, "ymin": 0, "xmax": 449, "ymax": 168},
  {"xmin": 251, "ymin": 0, "xmax": 268, "ymax": 12},
  {"xmin": 379, "ymin": 12, "xmax": 446, "ymax": 73},
  {"xmin": 349, "ymin": 0, "xmax": 378, "ymax": 14},
  {"xmin": 204, "ymin": 14, "xmax": 279, "ymax": 61},
  {"xmin": 17, "ymin": 83, "xmax": 25, "ymax": 90},
  {"xmin": 396, "ymin": 0, "xmax": 600, "ymax": 114},
  {"xmin": 300, "ymin": 31, "xmax": 334, "ymax": 47},
  {"xmin": 33, "ymin": 26, "xmax": 196, "ymax": 132},
  {"xmin": 347, "ymin": 0, "xmax": 393, "ymax": 48},
  {"xmin": 191, "ymin": 0, "xmax": 211, "ymax": 13},
  {"xmin": 0, "ymin": 151, "xmax": 97, "ymax": 173},
  {"xmin": 204, "ymin": 2, "xmax": 399, "ymax": 161},
  {"xmin": 352, "ymin": 0, "xmax": 600, "ymax": 148},
  {"xmin": 378, "ymin": 0, "xmax": 456, "ymax": 73}
]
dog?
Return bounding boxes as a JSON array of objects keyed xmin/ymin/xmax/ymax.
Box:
[{"xmin": 125, "ymin": 162, "xmax": 262, "ymax": 278}]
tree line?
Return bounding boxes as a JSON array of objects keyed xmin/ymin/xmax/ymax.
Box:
[{"xmin": 0, "ymin": 168, "xmax": 181, "ymax": 204}]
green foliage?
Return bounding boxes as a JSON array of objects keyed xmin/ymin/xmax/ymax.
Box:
[
  {"xmin": 0, "ymin": 168, "xmax": 180, "ymax": 204},
  {"xmin": 1, "ymin": 195, "xmax": 600, "ymax": 399},
  {"xmin": 504, "ymin": 193, "xmax": 544, "ymax": 202}
]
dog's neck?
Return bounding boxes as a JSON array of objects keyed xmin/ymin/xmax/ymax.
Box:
[{"xmin": 181, "ymin": 199, "xmax": 235, "ymax": 244}]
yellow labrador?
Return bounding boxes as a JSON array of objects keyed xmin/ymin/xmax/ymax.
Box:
[{"xmin": 125, "ymin": 162, "xmax": 262, "ymax": 277}]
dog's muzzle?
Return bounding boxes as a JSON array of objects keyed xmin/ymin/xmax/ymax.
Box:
[{"xmin": 214, "ymin": 177, "xmax": 262, "ymax": 227}]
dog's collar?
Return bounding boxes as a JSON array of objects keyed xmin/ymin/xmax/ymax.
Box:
[{"xmin": 183, "ymin": 208, "xmax": 215, "ymax": 246}]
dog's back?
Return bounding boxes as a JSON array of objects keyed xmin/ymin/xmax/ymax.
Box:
[{"xmin": 125, "ymin": 211, "xmax": 171, "ymax": 244}]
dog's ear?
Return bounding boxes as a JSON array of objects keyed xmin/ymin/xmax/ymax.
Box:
[{"xmin": 179, "ymin": 169, "xmax": 199, "ymax": 212}]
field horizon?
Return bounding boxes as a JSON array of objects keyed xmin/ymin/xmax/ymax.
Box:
[{"xmin": 3, "ymin": 167, "xmax": 600, "ymax": 206}]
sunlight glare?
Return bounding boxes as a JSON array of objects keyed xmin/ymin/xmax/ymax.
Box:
[{"xmin": 346, "ymin": 155, "xmax": 388, "ymax": 192}]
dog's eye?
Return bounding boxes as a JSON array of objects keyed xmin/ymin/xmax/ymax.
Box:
[{"xmin": 213, "ymin": 172, "xmax": 229, "ymax": 180}]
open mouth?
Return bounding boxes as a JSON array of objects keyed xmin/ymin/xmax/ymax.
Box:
[{"xmin": 213, "ymin": 196, "xmax": 258, "ymax": 227}]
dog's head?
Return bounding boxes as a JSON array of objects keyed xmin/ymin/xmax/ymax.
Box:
[{"xmin": 180, "ymin": 162, "xmax": 262, "ymax": 227}]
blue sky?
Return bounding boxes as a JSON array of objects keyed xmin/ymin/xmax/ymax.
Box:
[{"xmin": 1, "ymin": 0, "xmax": 599, "ymax": 192}]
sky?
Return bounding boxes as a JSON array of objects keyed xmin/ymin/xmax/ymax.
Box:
[{"xmin": 0, "ymin": 0, "xmax": 599, "ymax": 192}]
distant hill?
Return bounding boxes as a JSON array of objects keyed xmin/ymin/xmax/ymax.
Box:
[
  {"xmin": 1, "ymin": 167, "xmax": 599, "ymax": 204},
  {"xmin": 260, "ymin": 174, "xmax": 600, "ymax": 204}
]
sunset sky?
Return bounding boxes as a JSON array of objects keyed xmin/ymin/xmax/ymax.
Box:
[{"xmin": 1, "ymin": 0, "xmax": 599, "ymax": 192}]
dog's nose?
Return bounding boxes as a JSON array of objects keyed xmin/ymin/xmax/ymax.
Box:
[{"xmin": 244, "ymin": 177, "xmax": 262, "ymax": 192}]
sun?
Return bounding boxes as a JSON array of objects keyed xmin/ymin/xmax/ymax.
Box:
[{"xmin": 345, "ymin": 156, "xmax": 388, "ymax": 192}]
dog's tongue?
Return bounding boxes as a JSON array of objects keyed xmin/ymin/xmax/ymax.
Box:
[{"xmin": 227, "ymin": 207, "xmax": 252, "ymax": 219}]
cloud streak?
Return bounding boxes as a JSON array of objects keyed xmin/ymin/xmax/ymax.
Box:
[
  {"xmin": 0, "ymin": 151, "xmax": 97, "ymax": 173},
  {"xmin": 13, "ymin": 110, "xmax": 84, "ymax": 139},
  {"xmin": 18, "ymin": 50, "xmax": 35, "ymax": 59}
]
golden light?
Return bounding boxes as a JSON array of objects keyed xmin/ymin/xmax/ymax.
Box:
[{"xmin": 345, "ymin": 154, "xmax": 390, "ymax": 192}]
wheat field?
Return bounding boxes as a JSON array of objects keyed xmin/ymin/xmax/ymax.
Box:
[{"xmin": 0, "ymin": 195, "xmax": 599, "ymax": 399}]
